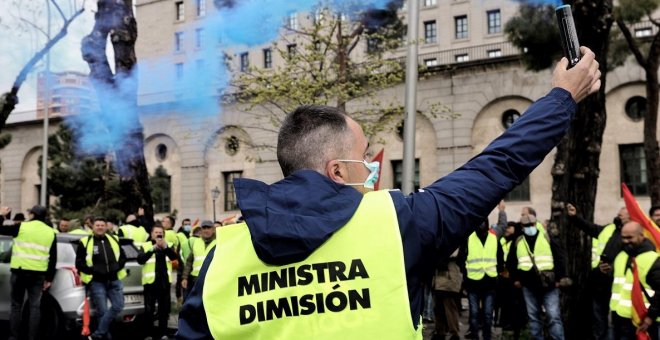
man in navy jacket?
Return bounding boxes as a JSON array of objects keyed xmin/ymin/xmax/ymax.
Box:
[{"xmin": 177, "ymin": 48, "xmax": 601, "ymax": 338}]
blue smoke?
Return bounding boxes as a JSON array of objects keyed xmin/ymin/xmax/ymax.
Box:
[{"xmin": 69, "ymin": 0, "xmax": 393, "ymax": 174}]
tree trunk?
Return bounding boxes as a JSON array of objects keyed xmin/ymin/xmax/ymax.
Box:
[
  {"xmin": 550, "ymin": 1, "xmax": 612, "ymax": 338},
  {"xmin": 644, "ymin": 60, "xmax": 660, "ymax": 206},
  {"xmin": 81, "ymin": 0, "xmax": 154, "ymax": 223}
]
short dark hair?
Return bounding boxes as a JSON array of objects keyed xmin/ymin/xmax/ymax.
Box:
[
  {"xmin": 60, "ymin": 217, "xmax": 70, "ymax": 222},
  {"xmin": 164, "ymin": 215, "xmax": 176, "ymax": 225},
  {"xmin": 152, "ymin": 223, "xmax": 164, "ymax": 232},
  {"xmin": 650, "ymin": 206, "xmax": 660, "ymax": 217},
  {"xmin": 277, "ymin": 105, "xmax": 352, "ymax": 177},
  {"xmin": 182, "ymin": 218, "xmax": 191, "ymax": 224},
  {"xmin": 93, "ymin": 217, "xmax": 106, "ymax": 223},
  {"xmin": 524, "ymin": 206, "xmax": 537, "ymax": 217}
]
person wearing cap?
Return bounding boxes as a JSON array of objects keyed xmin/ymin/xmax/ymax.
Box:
[
  {"xmin": 177, "ymin": 48, "xmax": 601, "ymax": 338},
  {"xmin": 118, "ymin": 214, "xmax": 149, "ymax": 246},
  {"xmin": 181, "ymin": 220, "xmax": 216, "ymax": 299},
  {"xmin": 0, "ymin": 205, "xmax": 57, "ymax": 340},
  {"xmin": 75, "ymin": 216, "xmax": 127, "ymax": 340},
  {"xmin": 137, "ymin": 223, "xmax": 177, "ymax": 340},
  {"xmin": 507, "ymin": 214, "xmax": 569, "ymax": 340},
  {"xmin": 566, "ymin": 204, "xmax": 628, "ymax": 340}
]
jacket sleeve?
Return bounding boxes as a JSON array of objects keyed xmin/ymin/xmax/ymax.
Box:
[
  {"xmin": 182, "ymin": 253, "xmax": 195, "ymax": 280},
  {"xmin": 551, "ymin": 236, "xmax": 567, "ymax": 279},
  {"xmin": 508, "ymin": 240, "xmax": 520, "ymax": 282},
  {"xmin": 0, "ymin": 224, "xmax": 19, "ymax": 237},
  {"xmin": 497, "ymin": 239, "xmax": 504, "ymax": 273},
  {"xmin": 176, "ymin": 247, "xmax": 215, "ymax": 340},
  {"xmin": 137, "ymin": 247, "xmax": 152, "ymax": 265},
  {"xmin": 75, "ymin": 239, "xmax": 92, "ymax": 274},
  {"xmin": 45, "ymin": 238, "xmax": 57, "ymax": 281},
  {"xmin": 493, "ymin": 210, "xmax": 507, "ymax": 238},
  {"xmin": 164, "ymin": 246, "xmax": 178, "ymax": 261},
  {"xmin": 568, "ymin": 215, "xmax": 602, "ymax": 238},
  {"xmin": 645, "ymin": 258, "xmax": 660, "ymax": 320},
  {"xmin": 117, "ymin": 242, "xmax": 127, "ymax": 270},
  {"xmin": 402, "ymin": 88, "xmax": 576, "ymax": 261}
]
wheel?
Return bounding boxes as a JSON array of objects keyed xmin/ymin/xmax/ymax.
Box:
[{"xmin": 20, "ymin": 293, "xmax": 67, "ymax": 340}]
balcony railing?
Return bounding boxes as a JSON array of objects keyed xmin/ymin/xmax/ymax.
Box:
[{"xmin": 392, "ymin": 40, "xmax": 522, "ymax": 69}]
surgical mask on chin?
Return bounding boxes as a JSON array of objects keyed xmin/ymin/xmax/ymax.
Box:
[
  {"xmin": 338, "ymin": 159, "xmax": 380, "ymax": 189},
  {"xmin": 183, "ymin": 224, "xmax": 192, "ymax": 232},
  {"xmin": 523, "ymin": 226, "xmax": 538, "ymax": 236}
]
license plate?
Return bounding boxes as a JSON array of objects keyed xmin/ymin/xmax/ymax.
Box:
[{"xmin": 124, "ymin": 294, "xmax": 143, "ymax": 305}]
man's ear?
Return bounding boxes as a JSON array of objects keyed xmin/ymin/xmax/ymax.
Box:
[{"xmin": 326, "ymin": 160, "xmax": 347, "ymax": 184}]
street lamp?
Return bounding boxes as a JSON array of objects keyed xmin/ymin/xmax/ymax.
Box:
[{"xmin": 211, "ymin": 186, "xmax": 221, "ymax": 221}]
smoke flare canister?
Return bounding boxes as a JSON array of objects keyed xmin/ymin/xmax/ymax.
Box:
[{"xmin": 556, "ymin": 5, "xmax": 581, "ymax": 68}]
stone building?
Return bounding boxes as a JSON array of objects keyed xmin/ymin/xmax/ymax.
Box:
[{"xmin": 0, "ymin": 0, "xmax": 655, "ymax": 225}]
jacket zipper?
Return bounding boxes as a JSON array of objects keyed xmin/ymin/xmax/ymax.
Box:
[{"xmin": 101, "ymin": 239, "xmax": 110, "ymax": 273}]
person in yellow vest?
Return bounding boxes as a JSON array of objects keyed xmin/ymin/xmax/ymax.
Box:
[
  {"xmin": 137, "ymin": 223, "xmax": 177, "ymax": 340},
  {"xmin": 75, "ymin": 216, "xmax": 127, "ymax": 340},
  {"xmin": 162, "ymin": 215, "xmax": 180, "ymax": 254},
  {"xmin": 118, "ymin": 214, "xmax": 149, "ymax": 246},
  {"xmin": 177, "ymin": 50, "xmax": 601, "ymax": 338},
  {"xmin": 181, "ymin": 220, "xmax": 216, "ymax": 299},
  {"xmin": 508, "ymin": 214, "xmax": 569, "ymax": 340},
  {"xmin": 57, "ymin": 217, "xmax": 71, "ymax": 233},
  {"xmin": 0, "ymin": 205, "xmax": 57, "ymax": 340},
  {"xmin": 175, "ymin": 218, "xmax": 192, "ymax": 305},
  {"xmin": 567, "ymin": 203, "xmax": 629, "ymax": 340},
  {"xmin": 462, "ymin": 220, "xmax": 503, "ymax": 340},
  {"xmin": 610, "ymin": 221, "xmax": 660, "ymax": 339},
  {"xmin": 496, "ymin": 221, "xmax": 526, "ymax": 338}
]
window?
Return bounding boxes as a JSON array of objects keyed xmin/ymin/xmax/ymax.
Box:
[
  {"xmin": 392, "ymin": 159, "xmax": 420, "ymax": 191},
  {"xmin": 175, "ymin": 1, "xmax": 184, "ymax": 21},
  {"xmin": 225, "ymin": 135, "xmax": 240, "ymax": 155},
  {"xmin": 287, "ymin": 12, "xmax": 299, "ymax": 30},
  {"xmin": 175, "ymin": 32, "xmax": 184, "ymax": 51},
  {"xmin": 620, "ymin": 144, "xmax": 648, "ymax": 196},
  {"xmin": 287, "ymin": 44, "xmax": 297, "ymax": 58},
  {"xmin": 455, "ymin": 15, "xmax": 468, "ymax": 39},
  {"xmin": 625, "ymin": 96, "xmax": 646, "ymax": 122},
  {"xmin": 155, "ymin": 144, "xmax": 168, "ymax": 161},
  {"xmin": 224, "ymin": 171, "xmax": 242, "ymax": 211},
  {"xmin": 367, "ymin": 37, "xmax": 381, "ymax": 53},
  {"xmin": 455, "ymin": 53, "xmax": 469, "ymax": 62},
  {"xmin": 240, "ymin": 52, "xmax": 249, "ymax": 72},
  {"xmin": 196, "ymin": 0, "xmax": 206, "ymax": 17},
  {"xmin": 151, "ymin": 166, "xmax": 171, "ymax": 214},
  {"xmin": 424, "ymin": 58, "xmax": 438, "ymax": 67},
  {"xmin": 424, "ymin": 20, "xmax": 437, "ymax": 44},
  {"xmin": 488, "ymin": 49, "xmax": 502, "ymax": 58},
  {"xmin": 424, "ymin": 0, "xmax": 436, "ymax": 6},
  {"xmin": 501, "ymin": 109, "xmax": 521, "ymax": 129},
  {"xmin": 263, "ymin": 48, "xmax": 272, "ymax": 68},
  {"xmin": 635, "ymin": 27, "xmax": 653, "ymax": 38},
  {"xmin": 487, "ymin": 10, "xmax": 501, "ymax": 34},
  {"xmin": 175, "ymin": 63, "xmax": 184, "ymax": 80},
  {"xmin": 505, "ymin": 177, "xmax": 530, "ymax": 201},
  {"xmin": 195, "ymin": 28, "xmax": 204, "ymax": 48}
]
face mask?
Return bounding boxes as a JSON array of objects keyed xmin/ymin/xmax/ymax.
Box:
[
  {"xmin": 338, "ymin": 159, "xmax": 380, "ymax": 189},
  {"xmin": 183, "ymin": 224, "xmax": 191, "ymax": 232},
  {"xmin": 523, "ymin": 226, "xmax": 538, "ymax": 236}
]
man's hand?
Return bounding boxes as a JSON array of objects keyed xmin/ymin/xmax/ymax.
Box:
[
  {"xmin": 552, "ymin": 46, "xmax": 601, "ymax": 103},
  {"xmin": 182, "ymin": 279, "xmax": 188, "ymax": 289},
  {"xmin": 156, "ymin": 238, "xmax": 167, "ymax": 249},
  {"xmin": 566, "ymin": 204, "xmax": 577, "ymax": 217},
  {"xmin": 514, "ymin": 281, "xmax": 522, "ymax": 289},
  {"xmin": 0, "ymin": 206, "xmax": 11, "ymax": 217},
  {"xmin": 599, "ymin": 262, "xmax": 612, "ymax": 274},
  {"xmin": 43, "ymin": 281, "xmax": 51, "ymax": 291},
  {"xmin": 498, "ymin": 200, "xmax": 505, "ymax": 211},
  {"xmin": 638, "ymin": 316, "xmax": 653, "ymax": 332},
  {"xmin": 138, "ymin": 207, "xmax": 144, "ymax": 216}
]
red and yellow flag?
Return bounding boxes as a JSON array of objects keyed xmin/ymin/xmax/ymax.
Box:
[
  {"xmin": 631, "ymin": 258, "xmax": 651, "ymax": 340},
  {"xmin": 622, "ymin": 183, "xmax": 660, "ymax": 249}
]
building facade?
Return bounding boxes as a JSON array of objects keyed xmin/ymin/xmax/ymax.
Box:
[{"xmin": 0, "ymin": 0, "xmax": 655, "ymax": 225}]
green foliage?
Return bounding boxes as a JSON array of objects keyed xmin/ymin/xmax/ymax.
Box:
[
  {"xmin": 0, "ymin": 132, "xmax": 11, "ymax": 149},
  {"xmin": 504, "ymin": 4, "xmax": 562, "ymax": 71},
  {"xmin": 150, "ymin": 165, "xmax": 172, "ymax": 214},
  {"xmin": 46, "ymin": 124, "xmax": 124, "ymax": 221},
  {"xmin": 616, "ymin": 0, "xmax": 660, "ymax": 23}
]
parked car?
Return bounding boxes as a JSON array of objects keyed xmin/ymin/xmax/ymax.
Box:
[{"xmin": 0, "ymin": 233, "xmax": 145, "ymax": 338}]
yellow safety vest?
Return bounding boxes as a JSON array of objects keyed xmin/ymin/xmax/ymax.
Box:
[
  {"xmin": 141, "ymin": 242, "xmax": 173, "ymax": 285},
  {"xmin": 500, "ymin": 237, "xmax": 512, "ymax": 262},
  {"xmin": 610, "ymin": 251, "xmax": 660, "ymax": 320},
  {"xmin": 191, "ymin": 237, "xmax": 216, "ymax": 277},
  {"xmin": 10, "ymin": 220, "xmax": 55, "ymax": 272},
  {"xmin": 177, "ymin": 232, "xmax": 191, "ymax": 261},
  {"xmin": 79, "ymin": 234, "xmax": 127, "ymax": 284},
  {"xmin": 466, "ymin": 232, "xmax": 498, "ymax": 280},
  {"xmin": 165, "ymin": 229, "xmax": 180, "ymax": 251},
  {"xmin": 591, "ymin": 224, "xmax": 616, "ymax": 269},
  {"xmin": 119, "ymin": 224, "xmax": 149, "ymax": 246},
  {"xmin": 516, "ymin": 229, "xmax": 554, "ymax": 271},
  {"xmin": 202, "ymin": 190, "xmax": 422, "ymax": 340},
  {"xmin": 70, "ymin": 228, "xmax": 92, "ymax": 235}
]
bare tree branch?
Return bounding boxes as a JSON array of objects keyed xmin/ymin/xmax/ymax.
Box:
[
  {"xmin": 51, "ymin": 0, "xmax": 67, "ymax": 23},
  {"xmin": 616, "ymin": 17, "xmax": 648, "ymax": 68},
  {"xmin": 19, "ymin": 17, "xmax": 48, "ymax": 38}
]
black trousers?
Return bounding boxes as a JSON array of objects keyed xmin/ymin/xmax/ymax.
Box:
[
  {"xmin": 9, "ymin": 271, "xmax": 45, "ymax": 340},
  {"xmin": 144, "ymin": 280, "xmax": 171, "ymax": 338}
]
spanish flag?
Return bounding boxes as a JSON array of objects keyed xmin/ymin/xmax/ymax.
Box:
[
  {"xmin": 631, "ymin": 258, "xmax": 651, "ymax": 340},
  {"xmin": 622, "ymin": 183, "xmax": 660, "ymax": 249}
]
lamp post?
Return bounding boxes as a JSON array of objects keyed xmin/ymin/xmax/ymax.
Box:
[{"xmin": 211, "ymin": 186, "xmax": 221, "ymax": 221}]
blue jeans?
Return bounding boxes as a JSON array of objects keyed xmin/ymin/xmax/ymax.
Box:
[
  {"xmin": 9, "ymin": 272, "xmax": 45, "ymax": 340},
  {"xmin": 468, "ymin": 290, "xmax": 494, "ymax": 340},
  {"xmin": 89, "ymin": 280, "xmax": 124, "ymax": 339},
  {"xmin": 522, "ymin": 287, "xmax": 564, "ymax": 340}
]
